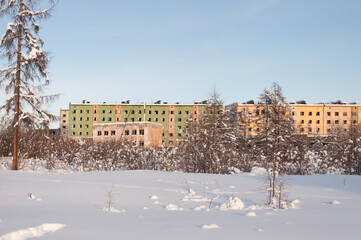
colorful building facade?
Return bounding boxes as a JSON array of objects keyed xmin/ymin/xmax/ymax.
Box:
[
  {"xmin": 237, "ymin": 101, "xmax": 361, "ymax": 136},
  {"xmin": 67, "ymin": 102, "xmax": 206, "ymax": 146},
  {"xmin": 60, "ymin": 109, "xmax": 69, "ymax": 137}
]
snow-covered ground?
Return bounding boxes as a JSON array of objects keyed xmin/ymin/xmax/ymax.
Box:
[{"xmin": 0, "ymin": 168, "xmax": 361, "ymax": 239}]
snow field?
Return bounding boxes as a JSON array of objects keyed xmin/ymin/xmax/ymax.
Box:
[{"xmin": 0, "ymin": 170, "xmax": 360, "ymax": 239}]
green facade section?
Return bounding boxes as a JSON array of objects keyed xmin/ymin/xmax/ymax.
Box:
[{"xmin": 69, "ymin": 103, "xmax": 206, "ymax": 145}]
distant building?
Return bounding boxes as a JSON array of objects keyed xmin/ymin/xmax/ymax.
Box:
[
  {"xmin": 66, "ymin": 101, "xmax": 207, "ymax": 146},
  {"xmin": 236, "ymin": 101, "xmax": 361, "ymax": 136},
  {"xmin": 93, "ymin": 122, "xmax": 163, "ymax": 147}
]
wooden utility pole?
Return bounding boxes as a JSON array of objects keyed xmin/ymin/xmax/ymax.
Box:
[{"xmin": 13, "ymin": 0, "xmax": 23, "ymax": 170}]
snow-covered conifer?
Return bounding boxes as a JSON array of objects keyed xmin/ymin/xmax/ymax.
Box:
[{"xmin": 0, "ymin": 0, "xmax": 57, "ymax": 170}]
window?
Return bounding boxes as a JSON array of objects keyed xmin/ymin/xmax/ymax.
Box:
[
  {"xmin": 125, "ymin": 130, "xmax": 129, "ymax": 135},
  {"xmin": 124, "ymin": 110, "xmax": 128, "ymax": 114},
  {"xmin": 116, "ymin": 117, "xmax": 120, "ymax": 121},
  {"xmin": 343, "ymin": 112, "xmax": 347, "ymax": 116},
  {"xmin": 169, "ymin": 141, "xmax": 174, "ymax": 145},
  {"xmin": 162, "ymin": 111, "xmax": 166, "ymax": 115},
  {"xmin": 316, "ymin": 112, "xmax": 320, "ymax": 116},
  {"xmin": 292, "ymin": 112, "xmax": 295, "ymax": 116},
  {"xmin": 73, "ymin": 110, "xmax": 76, "ymax": 113},
  {"xmin": 62, "ymin": 126, "xmax": 66, "ymax": 129},
  {"xmin": 178, "ymin": 133, "xmax": 182, "ymax": 137},
  {"xmin": 104, "ymin": 131, "xmax": 109, "ymax": 136},
  {"xmin": 111, "ymin": 131, "xmax": 115, "ymax": 136},
  {"xmin": 308, "ymin": 120, "xmax": 312, "ymax": 124},
  {"xmin": 162, "ymin": 133, "xmax": 165, "ymax": 137},
  {"xmin": 132, "ymin": 130, "xmax": 137, "ymax": 135},
  {"xmin": 138, "ymin": 118, "xmax": 142, "ymax": 121},
  {"xmin": 85, "ymin": 125, "xmax": 89, "ymax": 128},
  {"xmin": 343, "ymin": 120, "xmax": 347, "ymax": 124},
  {"xmin": 335, "ymin": 120, "xmax": 339, "ymax": 124},
  {"xmin": 131, "ymin": 110, "xmax": 135, "ymax": 114},
  {"xmin": 139, "ymin": 129, "xmax": 144, "ymax": 135},
  {"xmin": 131, "ymin": 118, "xmax": 135, "ymax": 122},
  {"xmin": 73, "ymin": 117, "xmax": 76, "ymax": 121},
  {"xmin": 62, "ymin": 114, "xmax": 66, "ymax": 117},
  {"xmin": 335, "ymin": 112, "xmax": 339, "ymax": 116},
  {"xmin": 73, "ymin": 124, "xmax": 76, "ymax": 128},
  {"xmin": 308, "ymin": 112, "xmax": 312, "ymax": 116},
  {"xmin": 147, "ymin": 118, "xmax": 151, "ymax": 121},
  {"xmin": 87, "ymin": 110, "xmax": 89, "ymax": 114},
  {"xmin": 316, "ymin": 120, "xmax": 320, "ymax": 124},
  {"xmin": 138, "ymin": 110, "xmax": 142, "ymax": 114},
  {"xmin": 98, "ymin": 131, "xmax": 102, "ymax": 136},
  {"xmin": 327, "ymin": 112, "xmax": 331, "ymax": 116},
  {"xmin": 94, "ymin": 117, "xmax": 97, "ymax": 121},
  {"xmin": 80, "ymin": 110, "xmax": 83, "ymax": 114},
  {"xmin": 178, "ymin": 111, "xmax": 182, "ymax": 114},
  {"xmin": 80, "ymin": 117, "xmax": 83, "ymax": 121},
  {"xmin": 169, "ymin": 133, "xmax": 174, "ymax": 137},
  {"xmin": 178, "ymin": 126, "xmax": 182, "ymax": 130},
  {"xmin": 162, "ymin": 118, "xmax": 165, "ymax": 122},
  {"xmin": 102, "ymin": 110, "xmax": 105, "ymax": 114},
  {"xmin": 185, "ymin": 111, "xmax": 189, "ymax": 115},
  {"xmin": 108, "ymin": 117, "xmax": 112, "ymax": 121},
  {"xmin": 169, "ymin": 118, "xmax": 174, "ymax": 122},
  {"xmin": 109, "ymin": 110, "xmax": 112, "ymax": 114},
  {"xmin": 353, "ymin": 120, "xmax": 357, "ymax": 124},
  {"xmin": 178, "ymin": 118, "xmax": 182, "ymax": 122},
  {"xmin": 155, "ymin": 110, "xmax": 159, "ymax": 114},
  {"xmin": 139, "ymin": 141, "xmax": 144, "ymax": 147},
  {"xmin": 300, "ymin": 112, "xmax": 304, "ymax": 116},
  {"xmin": 327, "ymin": 120, "xmax": 331, "ymax": 124},
  {"xmin": 148, "ymin": 110, "xmax": 152, "ymax": 114},
  {"xmin": 79, "ymin": 132, "xmax": 82, "ymax": 136},
  {"xmin": 352, "ymin": 112, "xmax": 357, "ymax": 116},
  {"xmin": 248, "ymin": 128, "xmax": 252, "ymax": 132},
  {"xmin": 300, "ymin": 128, "xmax": 304, "ymax": 132},
  {"xmin": 316, "ymin": 128, "xmax": 320, "ymax": 132},
  {"xmin": 301, "ymin": 120, "xmax": 304, "ymax": 124},
  {"xmin": 327, "ymin": 128, "xmax": 331, "ymax": 133},
  {"xmin": 155, "ymin": 118, "xmax": 158, "ymax": 122},
  {"xmin": 94, "ymin": 110, "xmax": 97, "ymax": 113},
  {"xmin": 170, "ymin": 110, "xmax": 174, "ymax": 114},
  {"xmin": 86, "ymin": 117, "xmax": 89, "ymax": 121},
  {"xmin": 102, "ymin": 117, "xmax": 105, "ymax": 121},
  {"xmin": 169, "ymin": 126, "xmax": 173, "ymax": 129},
  {"xmin": 72, "ymin": 132, "xmax": 75, "ymax": 136},
  {"xmin": 194, "ymin": 111, "xmax": 198, "ymax": 115},
  {"xmin": 124, "ymin": 118, "xmax": 128, "ymax": 122}
]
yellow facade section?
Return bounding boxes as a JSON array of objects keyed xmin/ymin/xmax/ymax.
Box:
[{"xmin": 237, "ymin": 103, "xmax": 361, "ymax": 136}]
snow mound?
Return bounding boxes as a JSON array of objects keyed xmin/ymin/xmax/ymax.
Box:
[
  {"xmin": 194, "ymin": 205, "xmax": 207, "ymax": 211},
  {"xmin": 249, "ymin": 167, "xmax": 268, "ymax": 176},
  {"xmin": 150, "ymin": 195, "xmax": 159, "ymax": 200},
  {"xmin": 330, "ymin": 200, "xmax": 341, "ymax": 205},
  {"xmin": 201, "ymin": 224, "xmax": 220, "ymax": 229},
  {"xmin": 290, "ymin": 199, "xmax": 302, "ymax": 209},
  {"xmin": 0, "ymin": 223, "xmax": 65, "ymax": 240},
  {"xmin": 165, "ymin": 204, "xmax": 183, "ymax": 211},
  {"xmin": 219, "ymin": 196, "xmax": 244, "ymax": 211},
  {"xmin": 103, "ymin": 207, "xmax": 126, "ymax": 213},
  {"xmin": 245, "ymin": 211, "xmax": 257, "ymax": 217}
]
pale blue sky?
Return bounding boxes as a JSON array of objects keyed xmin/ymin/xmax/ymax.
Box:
[{"xmin": 2, "ymin": 0, "xmax": 361, "ymax": 124}]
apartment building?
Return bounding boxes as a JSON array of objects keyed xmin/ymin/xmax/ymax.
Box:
[
  {"xmin": 67, "ymin": 101, "xmax": 206, "ymax": 146},
  {"xmin": 237, "ymin": 101, "xmax": 361, "ymax": 136}
]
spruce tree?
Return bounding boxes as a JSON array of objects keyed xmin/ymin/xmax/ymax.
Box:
[{"xmin": 0, "ymin": 0, "xmax": 57, "ymax": 170}]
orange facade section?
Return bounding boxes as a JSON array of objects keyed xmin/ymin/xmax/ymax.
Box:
[
  {"xmin": 115, "ymin": 105, "xmax": 122, "ymax": 122},
  {"xmin": 92, "ymin": 105, "xmax": 99, "ymax": 123}
]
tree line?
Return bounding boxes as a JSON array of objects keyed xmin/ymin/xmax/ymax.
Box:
[{"xmin": 1, "ymin": 83, "xmax": 360, "ymax": 175}]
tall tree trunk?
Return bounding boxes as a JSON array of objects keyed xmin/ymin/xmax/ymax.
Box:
[{"xmin": 13, "ymin": 0, "xmax": 23, "ymax": 170}]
